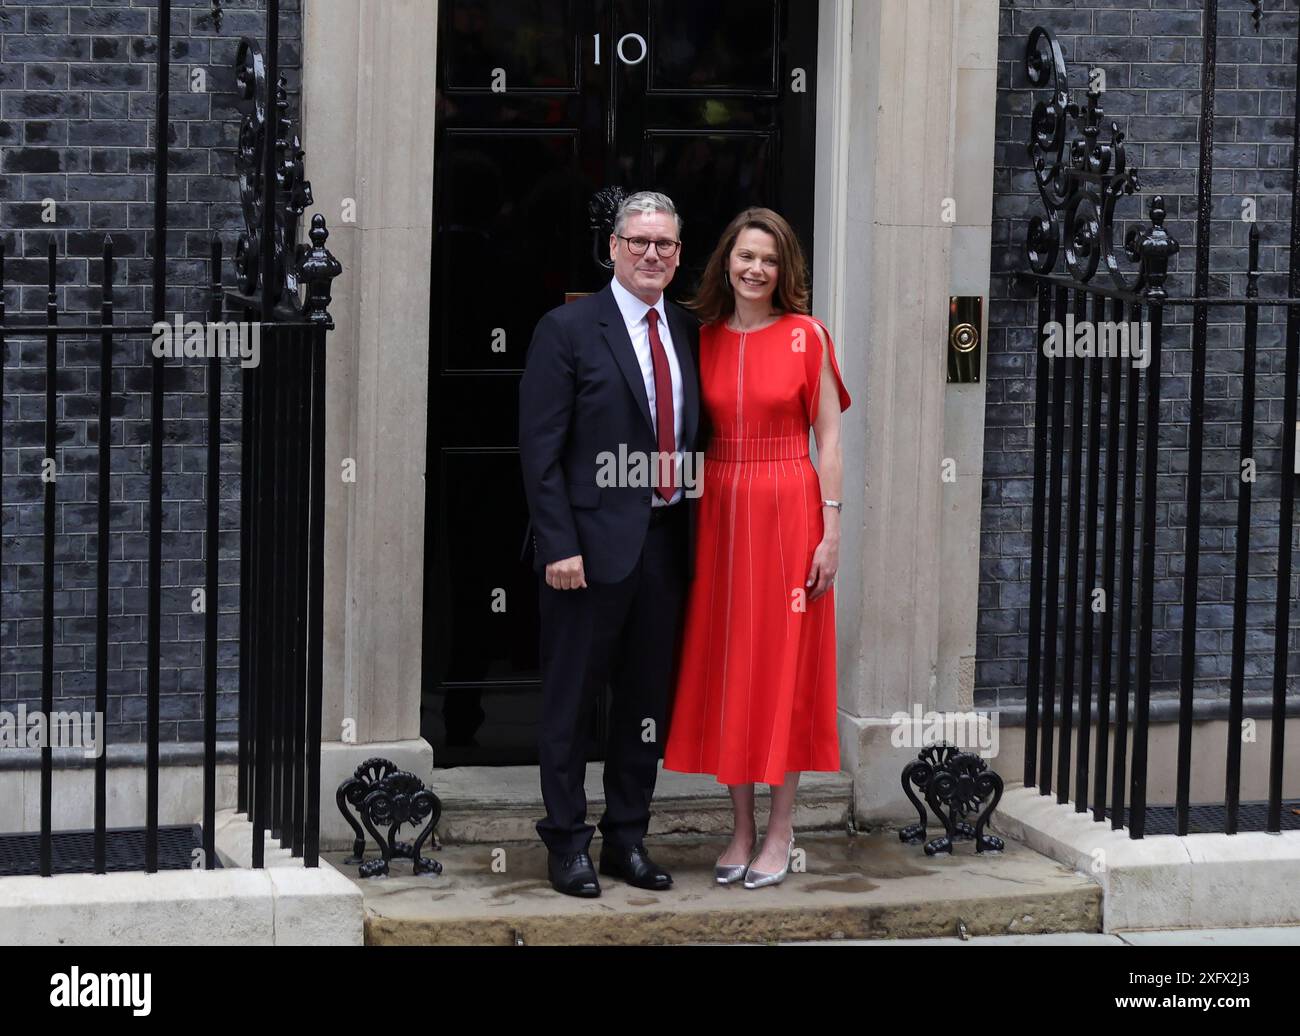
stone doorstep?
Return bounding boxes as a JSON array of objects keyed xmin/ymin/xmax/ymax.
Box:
[
  {"xmin": 426, "ymin": 764, "xmax": 855, "ymax": 845},
  {"xmin": 991, "ymin": 787, "xmax": 1300, "ymax": 932},
  {"xmin": 336, "ymin": 829, "xmax": 1102, "ymax": 946}
]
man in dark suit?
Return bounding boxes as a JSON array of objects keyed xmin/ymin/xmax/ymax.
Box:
[{"xmin": 519, "ymin": 191, "xmax": 700, "ymax": 897}]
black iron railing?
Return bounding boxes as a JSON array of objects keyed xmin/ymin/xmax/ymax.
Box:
[
  {"xmin": 1014, "ymin": 4, "xmax": 1297, "ymax": 838},
  {"xmin": 0, "ymin": 0, "xmax": 338, "ymax": 874},
  {"xmin": 234, "ymin": 304, "xmax": 330, "ymax": 869},
  {"xmin": 227, "ymin": 4, "xmax": 338, "ymax": 872}
]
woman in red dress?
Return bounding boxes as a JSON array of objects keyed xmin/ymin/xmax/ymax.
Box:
[{"xmin": 663, "ymin": 208, "xmax": 850, "ymax": 888}]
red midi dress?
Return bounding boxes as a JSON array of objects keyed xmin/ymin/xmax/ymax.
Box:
[{"xmin": 663, "ymin": 313, "xmax": 852, "ymax": 786}]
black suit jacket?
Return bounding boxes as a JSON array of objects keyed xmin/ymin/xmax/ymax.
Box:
[{"xmin": 518, "ymin": 281, "xmax": 702, "ymax": 585}]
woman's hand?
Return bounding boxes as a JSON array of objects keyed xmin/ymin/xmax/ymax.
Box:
[{"xmin": 805, "ymin": 534, "xmax": 839, "ymax": 601}]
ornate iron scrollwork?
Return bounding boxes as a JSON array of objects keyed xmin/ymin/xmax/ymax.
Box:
[
  {"xmin": 1022, "ymin": 26, "xmax": 1178, "ymax": 298},
  {"xmin": 336, "ymin": 757, "xmax": 443, "ymax": 878},
  {"xmin": 923, "ymin": 752, "xmax": 1005, "ymax": 856},
  {"xmin": 900, "ymin": 742, "xmax": 962, "ymax": 844},
  {"xmin": 233, "ymin": 37, "xmax": 339, "ymax": 320},
  {"xmin": 589, "ymin": 185, "xmax": 629, "ymax": 271},
  {"xmin": 899, "ymin": 742, "xmax": 1005, "ymax": 856}
]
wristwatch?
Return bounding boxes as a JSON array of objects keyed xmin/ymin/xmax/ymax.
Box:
[{"xmin": 822, "ymin": 499, "xmax": 842, "ymax": 511}]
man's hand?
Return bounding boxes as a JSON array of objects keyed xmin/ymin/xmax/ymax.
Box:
[{"xmin": 545, "ymin": 555, "xmax": 587, "ymax": 590}]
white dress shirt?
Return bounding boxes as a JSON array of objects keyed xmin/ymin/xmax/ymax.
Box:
[{"xmin": 609, "ymin": 275, "xmax": 684, "ymax": 506}]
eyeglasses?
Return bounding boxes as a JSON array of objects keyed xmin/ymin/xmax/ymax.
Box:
[{"xmin": 617, "ymin": 235, "xmax": 681, "ymax": 258}]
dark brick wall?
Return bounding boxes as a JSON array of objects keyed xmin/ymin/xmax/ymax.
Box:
[
  {"xmin": 0, "ymin": 0, "xmax": 301, "ymax": 743},
  {"xmin": 981, "ymin": 0, "xmax": 1300, "ymax": 711}
]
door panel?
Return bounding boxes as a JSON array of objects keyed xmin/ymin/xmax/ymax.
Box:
[
  {"xmin": 425, "ymin": 0, "xmax": 819, "ymax": 765},
  {"xmin": 646, "ymin": 0, "xmax": 781, "ymax": 94},
  {"xmin": 437, "ymin": 130, "xmax": 586, "ymax": 373},
  {"xmin": 442, "ymin": 0, "xmax": 582, "ymax": 91}
]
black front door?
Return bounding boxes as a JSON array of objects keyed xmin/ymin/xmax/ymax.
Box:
[{"xmin": 424, "ymin": 0, "xmax": 820, "ymax": 765}]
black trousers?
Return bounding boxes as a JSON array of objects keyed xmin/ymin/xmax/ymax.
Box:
[{"xmin": 536, "ymin": 503, "xmax": 688, "ymax": 855}]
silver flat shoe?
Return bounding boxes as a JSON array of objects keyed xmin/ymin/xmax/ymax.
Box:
[
  {"xmin": 743, "ymin": 834, "xmax": 795, "ymax": 889},
  {"xmin": 715, "ymin": 836, "xmax": 759, "ymax": 884}
]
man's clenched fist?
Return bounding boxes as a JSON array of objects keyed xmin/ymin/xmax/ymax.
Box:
[{"xmin": 545, "ymin": 555, "xmax": 587, "ymax": 590}]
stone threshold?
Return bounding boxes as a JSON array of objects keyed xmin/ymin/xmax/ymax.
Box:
[
  {"xmin": 337, "ymin": 828, "xmax": 1102, "ymax": 946},
  {"xmin": 426, "ymin": 763, "xmax": 855, "ymax": 844}
]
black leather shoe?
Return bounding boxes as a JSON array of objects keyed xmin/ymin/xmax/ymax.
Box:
[
  {"xmin": 548, "ymin": 850, "xmax": 601, "ymax": 897},
  {"xmin": 598, "ymin": 842, "xmax": 673, "ymax": 890}
]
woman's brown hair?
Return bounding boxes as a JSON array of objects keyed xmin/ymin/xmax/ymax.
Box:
[{"xmin": 685, "ymin": 207, "xmax": 810, "ymax": 325}]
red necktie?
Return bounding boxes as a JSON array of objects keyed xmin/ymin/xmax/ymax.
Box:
[{"xmin": 645, "ymin": 308, "xmax": 677, "ymax": 503}]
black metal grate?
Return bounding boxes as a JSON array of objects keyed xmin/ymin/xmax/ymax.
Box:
[
  {"xmin": 0, "ymin": 825, "xmax": 217, "ymax": 877},
  {"xmin": 1105, "ymin": 801, "xmax": 1300, "ymax": 836}
]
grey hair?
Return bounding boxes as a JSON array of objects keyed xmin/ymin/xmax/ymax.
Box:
[{"xmin": 614, "ymin": 190, "xmax": 683, "ymax": 237}]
